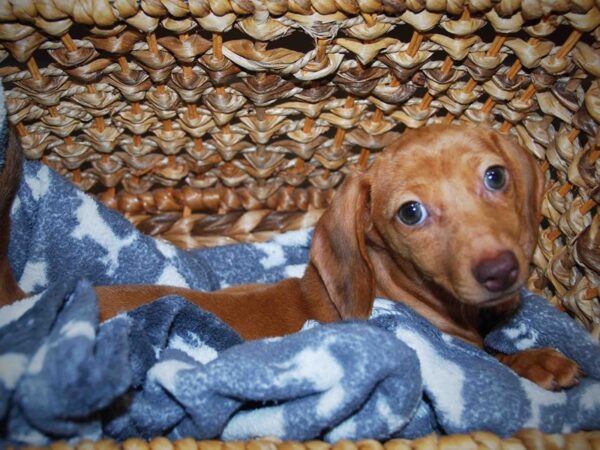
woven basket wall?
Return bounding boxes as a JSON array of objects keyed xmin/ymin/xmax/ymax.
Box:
[{"xmin": 0, "ymin": 0, "xmax": 598, "ymax": 342}]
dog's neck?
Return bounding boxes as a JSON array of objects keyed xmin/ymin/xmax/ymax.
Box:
[{"xmin": 367, "ymin": 246, "xmax": 519, "ymax": 347}]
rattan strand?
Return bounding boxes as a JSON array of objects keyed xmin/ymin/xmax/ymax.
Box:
[
  {"xmin": 10, "ymin": 430, "xmax": 600, "ymax": 450},
  {"xmin": 0, "ymin": 2, "xmax": 598, "ymax": 339}
]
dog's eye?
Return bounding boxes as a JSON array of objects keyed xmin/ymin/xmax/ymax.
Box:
[
  {"xmin": 484, "ymin": 166, "xmax": 507, "ymax": 191},
  {"xmin": 397, "ymin": 201, "xmax": 428, "ymax": 226}
]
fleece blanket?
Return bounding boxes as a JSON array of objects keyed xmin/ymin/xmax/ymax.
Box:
[{"xmin": 2, "ymin": 94, "xmax": 600, "ymax": 445}]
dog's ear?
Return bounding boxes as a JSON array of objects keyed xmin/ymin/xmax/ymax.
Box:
[
  {"xmin": 489, "ymin": 130, "xmax": 544, "ymax": 237},
  {"xmin": 309, "ymin": 172, "xmax": 375, "ymax": 319}
]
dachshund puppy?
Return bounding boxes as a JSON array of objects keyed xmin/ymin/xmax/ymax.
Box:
[{"xmin": 0, "ymin": 124, "xmax": 579, "ymax": 390}]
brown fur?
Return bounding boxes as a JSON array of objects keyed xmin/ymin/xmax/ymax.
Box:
[
  {"xmin": 0, "ymin": 127, "xmax": 26, "ymax": 305},
  {"xmin": 348, "ymin": 125, "xmax": 545, "ymax": 345},
  {"xmin": 0, "ymin": 124, "xmax": 579, "ymax": 390},
  {"xmin": 496, "ymin": 348, "xmax": 580, "ymax": 391}
]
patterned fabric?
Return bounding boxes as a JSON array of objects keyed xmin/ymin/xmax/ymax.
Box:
[
  {"xmin": 8, "ymin": 159, "xmax": 311, "ymax": 296},
  {"xmin": 1, "ymin": 141, "xmax": 600, "ymax": 447},
  {"xmin": 2, "ymin": 282, "xmax": 600, "ymax": 446}
]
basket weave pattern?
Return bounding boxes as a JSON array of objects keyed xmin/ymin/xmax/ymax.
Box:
[
  {"xmin": 12, "ymin": 430, "xmax": 600, "ymax": 450},
  {"xmin": 0, "ymin": 1, "xmax": 598, "ymax": 338}
]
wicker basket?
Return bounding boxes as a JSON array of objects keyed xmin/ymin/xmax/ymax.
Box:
[
  {"xmin": 1, "ymin": 0, "xmax": 599, "ymax": 446},
  {"xmin": 12, "ymin": 430, "xmax": 600, "ymax": 450}
]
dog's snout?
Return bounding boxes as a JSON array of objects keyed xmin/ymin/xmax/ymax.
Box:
[{"xmin": 472, "ymin": 250, "xmax": 519, "ymax": 292}]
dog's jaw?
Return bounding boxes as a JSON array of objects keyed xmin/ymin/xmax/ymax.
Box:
[{"xmin": 367, "ymin": 244, "xmax": 500, "ymax": 347}]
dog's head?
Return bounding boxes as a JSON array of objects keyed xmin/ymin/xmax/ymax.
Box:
[{"xmin": 310, "ymin": 124, "xmax": 544, "ymax": 319}]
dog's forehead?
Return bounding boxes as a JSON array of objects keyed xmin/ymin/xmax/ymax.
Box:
[
  {"xmin": 374, "ymin": 127, "xmax": 500, "ymax": 174},
  {"xmin": 393, "ymin": 127, "xmax": 494, "ymax": 156}
]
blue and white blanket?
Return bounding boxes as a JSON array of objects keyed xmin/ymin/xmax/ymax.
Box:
[{"xmin": 1, "ymin": 94, "xmax": 600, "ymax": 447}]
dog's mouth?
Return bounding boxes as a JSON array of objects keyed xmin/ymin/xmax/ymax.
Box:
[
  {"xmin": 478, "ymin": 286, "xmax": 522, "ymax": 307},
  {"xmin": 479, "ymin": 280, "xmax": 525, "ymax": 308},
  {"xmin": 454, "ymin": 282, "xmax": 523, "ymax": 308}
]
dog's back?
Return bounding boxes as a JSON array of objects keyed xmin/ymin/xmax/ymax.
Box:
[{"xmin": 0, "ymin": 125, "xmax": 25, "ymax": 305}]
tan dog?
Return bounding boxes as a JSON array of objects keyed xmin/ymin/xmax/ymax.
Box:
[{"xmin": 0, "ymin": 124, "xmax": 579, "ymax": 390}]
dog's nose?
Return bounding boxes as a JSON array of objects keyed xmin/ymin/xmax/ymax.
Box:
[{"xmin": 472, "ymin": 250, "xmax": 519, "ymax": 292}]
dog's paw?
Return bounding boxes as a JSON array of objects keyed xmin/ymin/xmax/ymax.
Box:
[{"xmin": 496, "ymin": 347, "xmax": 581, "ymax": 391}]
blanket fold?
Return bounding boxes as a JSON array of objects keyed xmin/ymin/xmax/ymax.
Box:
[
  {"xmin": 103, "ymin": 296, "xmax": 242, "ymax": 440},
  {"xmin": 2, "ymin": 279, "xmax": 131, "ymax": 442},
  {"xmin": 370, "ymin": 299, "xmax": 530, "ymax": 437},
  {"xmin": 1, "ymin": 137, "xmax": 600, "ymax": 447},
  {"xmin": 153, "ymin": 321, "xmax": 422, "ymax": 442}
]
